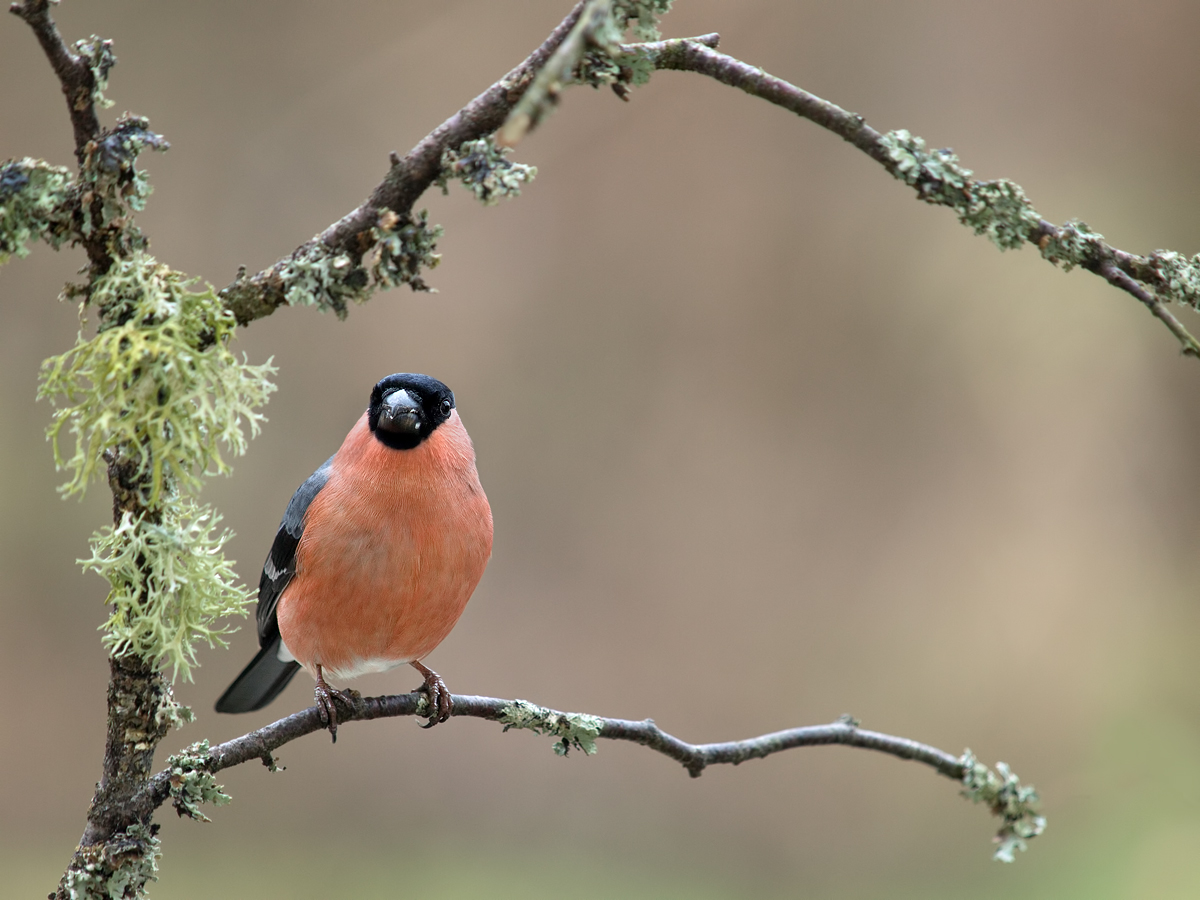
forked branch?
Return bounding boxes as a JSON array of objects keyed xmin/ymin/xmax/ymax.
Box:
[{"xmin": 217, "ymin": 8, "xmax": 1200, "ymax": 356}]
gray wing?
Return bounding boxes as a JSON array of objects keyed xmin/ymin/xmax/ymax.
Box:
[
  {"xmin": 214, "ymin": 455, "xmax": 335, "ymax": 714},
  {"xmin": 255, "ymin": 455, "xmax": 335, "ymax": 646}
]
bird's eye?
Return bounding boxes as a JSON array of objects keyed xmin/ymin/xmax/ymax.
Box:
[{"xmin": 441, "ymin": 399, "xmax": 453, "ymax": 416}]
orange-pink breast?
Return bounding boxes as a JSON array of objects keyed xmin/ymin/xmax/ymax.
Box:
[{"xmin": 275, "ymin": 409, "xmax": 492, "ymax": 681}]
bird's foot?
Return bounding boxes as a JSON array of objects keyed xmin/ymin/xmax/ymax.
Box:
[
  {"xmin": 314, "ymin": 665, "xmax": 352, "ymax": 743},
  {"xmin": 410, "ymin": 660, "xmax": 452, "ymax": 728}
]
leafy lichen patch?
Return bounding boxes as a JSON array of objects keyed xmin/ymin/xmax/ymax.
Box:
[
  {"xmin": 59, "ymin": 823, "xmax": 161, "ymax": 900},
  {"xmin": 880, "ymin": 129, "xmax": 1041, "ymax": 251},
  {"xmin": 960, "ymin": 749, "xmax": 1046, "ymax": 862},
  {"xmin": 78, "ymin": 115, "xmax": 168, "ymax": 246},
  {"xmin": 74, "ymin": 35, "xmax": 117, "ymax": 110},
  {"xmin": 438, "ymin": 137, "xmax": 537, "ymax": 206},
  {"xmin": 279, "ymin": 209, "xmax": 442, "ymax": 318},
  {"xmin": 0, "ymin": 157, "xmax": 76, "ymax": 263},
  {"xmin": 1038, "ymin": 219, "xmax": 1105, "ymax": 272},
  {"xmin": 167, "ymin": 740, "xmax": 232, "ymax": 821},
  {"xmin": 1148, "ymin": 249, "xmax": 1200, "ymax": 309},
  {"xmin": 500, "ymin": 699, "xmax": 604, "ymax": 756}
]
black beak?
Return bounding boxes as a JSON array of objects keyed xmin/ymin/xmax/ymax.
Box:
[{"xmin": 377, "ymin": 390, "xmax": 422, "ymax": 435}]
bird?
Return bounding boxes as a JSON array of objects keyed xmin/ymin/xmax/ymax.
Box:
[{"xmin": 215, "ymin": 373, "xmax": 493, "ymax": 740}]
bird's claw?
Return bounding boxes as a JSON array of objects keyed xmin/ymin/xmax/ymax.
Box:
[
  {"xmin": 314, "ymin": 665, "xmax": 351, "ymax": 743},
  {"xmin": 411, "ymin": 660, "xmax": 452, "ymax": 728}
]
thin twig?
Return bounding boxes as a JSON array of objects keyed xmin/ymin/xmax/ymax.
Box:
[
  {"xmin": 647, "ymin": 39, "xmax": 1200, "ymax": 357},
  {"xmin": 9, "ymin": 0, "xmax": 101, "ymax": 159},
  {"xmin": 135, "ymin": 691, "xmax": 965, "ymax": 816}
]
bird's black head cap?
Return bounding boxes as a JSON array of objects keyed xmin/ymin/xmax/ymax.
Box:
[{"xmin": 368, "ymin": 373, "xmax": 455, "ymax": 450}]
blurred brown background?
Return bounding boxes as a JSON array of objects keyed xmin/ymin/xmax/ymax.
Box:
[{"xmin": 3, "ymin": 1, "xmax": 1200, "ymax": 898}]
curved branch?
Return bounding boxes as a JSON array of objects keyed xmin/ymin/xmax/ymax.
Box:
[
  {"xmin": 222, "ymin": 9, "xmax": 1200, "ymax": 357},
  {"xmin": 137, "ymin": 690, "xmax": 964, "ymax": 816},
  {"xmin": 218, "ymin": 2, "xmax": 589, "ymax": 325},
  {"xmin": 10, "ymin": 0, "xmax": 102, "ymax": 159},
  {"xmin": 645, "ymin": 39, "xmax": 1200, "ymax": 357}
]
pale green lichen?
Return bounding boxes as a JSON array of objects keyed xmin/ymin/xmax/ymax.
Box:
[
  {"xmin": 59, "ymin": 823, "xmax": 160, "ymax": 900},
  {"xmin": 438, "ymin": 137, "xmax": 537, "ymax": 206},
  {"xmin": 616, "ymin": 0, "xmax": 674, "ymax": 41},
  {"xmin": 77, "ymin": 115, "xmax": 169, "ymax": 242},
  {"xmin": 1148, "ymin": 249, "xmax": 1200, "ymax": 308},
  {"xmin": 278, "ymin": 244, "xmax": 366, "ymax": 318},
  {"xmin": 74, "ymin": 35, "xmax": 117, "ymax": 110},
  {"xmin": 82, "ymin": 500, "xmax": 254, "ymax": 681},
  {"xmin": 39, "ymin": 251, "xmax": 276, "ymax": 502},
  {"xmin": 15, "ymin": 53, "xmax": 265, "ymax": 691},
  {"xmin": 167, "ymin": 740, "xmax": 232, "ymax": 821},
  {"xmin": 501, "ymin": 0, "xmax": 675, "ymax": 145},
  {"xmin": 0, "ymin": 157, "xmax": 76, "ymax": 263},
  {"xmin": 1038, "ymin": 219, "xmax": 1105, "ymax": 272},
  {"xmin": 279, "ymin": 210, "xmax": 442, "ymax": 319},
  {"xmin": 575, "ymin": 0, "xmax": 673, "ymax": 89},
  {"xmin": 880, "ymin": 129, "xmax": 1041, "ymax": 251},
  {"xmin": 960, "ymin": 749, "xmax": 1046, "ymax": 862},
  {"xmin": 154, "ymin": 682, "xmax": 195, "ymax": 732},
  {"xmin": 371, "ymin": 208, "xmax": 443, "ymax": 293},
  {"xmin": 500, "ymin": 699, "xmax": 604, "ymax": 756}
]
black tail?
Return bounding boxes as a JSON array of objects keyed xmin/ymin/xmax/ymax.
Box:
[{"xmin": 215, "ymin": 637, "xmax": 302, "ymax": 713}]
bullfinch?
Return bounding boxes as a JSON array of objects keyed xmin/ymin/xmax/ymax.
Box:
[{"xmin": 215, "ymin": 373, "xmax": 493, "ymax": 739}]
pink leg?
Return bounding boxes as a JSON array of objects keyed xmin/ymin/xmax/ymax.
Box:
[{"xmin": 410, "ymin": 660, "xmax": 452, "ymax": 727}]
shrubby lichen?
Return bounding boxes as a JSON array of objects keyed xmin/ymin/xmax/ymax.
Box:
[
  {"xmin": 39, "ymin": 249, "xmax": 273, "ymax": 679},
  {"xmin": 960, "ymin": 749, "xmax": 1046, "ymax": 862},
  {"xmin": 500, "ymin": 699, "xmax": 604, "ymax": 756},
  {"xmin": 0, "ymin": 157, "xmax": 76, "ymax": 263},
  {"xmin": 167, "ymin": 740, "xmax": 232, "ymax": 821},
  {"xmin": 83, "ymin": 500, "xmax": 255, "ymax": 681},
  {"xmin": 40, "ymin": 251, "xmax": 275, "ymax": 501},
  {"xmin": 438, "ymin": 137, "xmax": 537, "ymax": 206}
]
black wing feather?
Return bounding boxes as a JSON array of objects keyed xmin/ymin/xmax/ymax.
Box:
[
  {"xmin": 215, "ymin": 455, "xmax": 334, "ymax": 714},
  {"xmin": 255, "ymin": 455, "xmax": 335, "ymax": 645}
]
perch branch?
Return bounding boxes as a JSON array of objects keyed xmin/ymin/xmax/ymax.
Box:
[
  {"xmin": 136, "ymin": 690, "xmax": 1046, "ymax": 862},
  {"xmin": 137, "ymin": 691, "xmax": 964, "ymax": 816}
]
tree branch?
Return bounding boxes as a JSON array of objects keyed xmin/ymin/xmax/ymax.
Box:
[
  {"xmin": 218, "ymin": 1, "xmax": 589, "ymax": 325},
  {"xmin": 9, "ymin": 0, "xmax": 104, "ymax": 160},
  {"xmin": 135, "ymin": 690, "xmax": 1042, "ymax": 860},
  {"xmin": 643, "ymin": 39, "xmax": 1200, "ymax": 357},
  {"xmin": 222, "ymin": 13, "xmax": 1200, "ymax": 358},
  {"xmin": 139, "ymin": 691, "xmax": 964, "ymax": 811}
]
